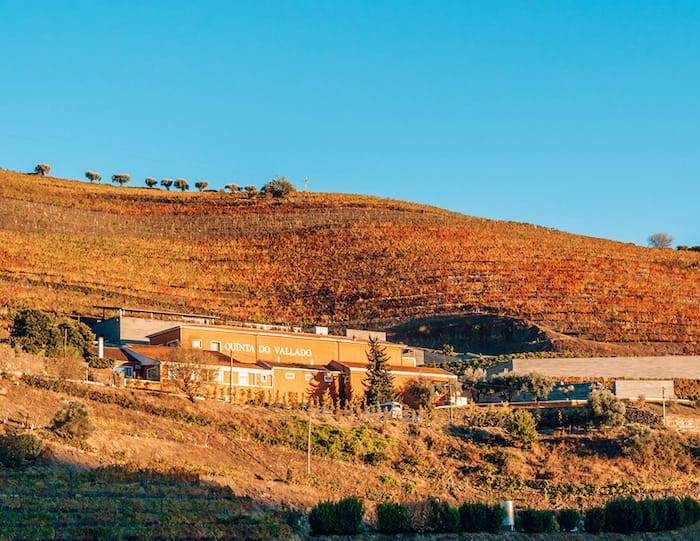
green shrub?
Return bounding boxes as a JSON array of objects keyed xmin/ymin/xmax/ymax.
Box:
[
  {"xmin": 639, "ymin": 499, "xmax": 660, "ymax": 531},
  {"xmin": 682, "ymin": 497, "xmax": 700, "ymax": 526},
  {"xmin": 589, "ymin": 388, "xmax": 626, "ymax": 427},
  {"xmin": 52, "ymin": 401, "xmax": 95, "ymax": 441},
  {"xmin": 653, "ymin": 498, "xmax": 669, "ymax": 531},
  {"xmin": 584, "ymin": 507, "xmax": 606, "ymax": 534},
  {"xmin": 517, "ymin": 508, "xmax": 557, "ymax": 533},
  {"xmin": 0, "ymin": 430, "xmax": 43, "ymax": 467},
  {"xmin": 309, "ymin": 497, "xmax": 363, "ymax": 535},
  {"xmin": 376, "ymin": 502, "xmax": 413, "ymax": 534},
  {"xmin": 605, "ymin": 498, "xmax": 642, "ymax": 533},
  {"xmin": 665, "ymin": 497, "xmax": 685, "ymax": 530},
  {"xmin": 504, "ymin": 409, "xmax": 538, "ymax": 445},
  {"xmin": 459, "ymin": 502, "xmax": 505, "ymax": 533},
  {"xmin": 426, "ymin": 498, "xmax": 460, "ymax": 533},
  {"xmin": 557, "ymin": 508, "xmax": 580, "ymax": 532}
]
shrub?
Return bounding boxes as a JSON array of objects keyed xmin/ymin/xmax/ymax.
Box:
[
  {"xmin": 0, "ymin": 430, "xmax": 43, "ymax": 467},
  {"xmin": 309, "ymin": 497, "xmax": 363, "ymax": 535},
  {"xmin": 52, "ymin": 401, "xmax": 95, "ymax": 440},
  {"xmin": 682, "ymin": 497, "xmax": 700, "ymax": 527},
  {"xmin": 557, "ymin": 508, "xmax": 580, "ymax": 532},
  {"xmin": 584, "ymin": 507, "xmax": 606, "ymax": 534},
  {"xmin": 665, "ymin": 497, "xmax": 685, "ymax": 530},
  {"xmin": 517, "ymin": 508, "xmax": 557, "ymax": 533},
  {"xmin": 376, "ymin": 502, "xmax": 412, "ymax": 534},
  {"xmin": 426, "ymin": 498, "xmax": 460, "ymax": 533},
  {"xmin": 639, "ymin": 499, "xmax": 660, "ymax": 531},
  {"xmin": 653, "ymin": 498, "xmax": 669, "ymax": 531},
  {"xmin": 504, "ymin": 409, "xmax": 538, "ymax": 445},
  {"xmin": 605, "ymin": 498, "xmax": 642, "ymax": 533},
  {"xmin": 589, "ymin": 388, "xmax": 626, "ymax": 427},
  {"xmin": 459, "ymin": 502, "xmax": 505, "ymax": 533}
]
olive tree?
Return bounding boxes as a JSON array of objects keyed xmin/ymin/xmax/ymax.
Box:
[
  {"xmin": 261, "ymin": 176, "xmax": 297, "ymax": 198},
  {"xmin": 225, "ymin": 183, "xmax": 240, "ymax": 193},
  {"xmin": 34, "ymin": 163, "xmax": 51, "ymax": 176},
  {"xmin": 111, "ymin": 173, "xmax": 131, "ymax": 186},
  {"xmin": 589, "ymin": 387, "xmax": 626, "ymax": 427},
  {"xmin": 145, "ymin": 177, "xmax": 158, "ymax": 188},
  {"xmin": 161, "ymin": 178, "xmax": 173, "ymax": 190},
  {"xmin": 174, "ymin": 178, "xmax": 189, "ymax": 191},
  {"xmin": 85, "ymin": 170, "xmax": 101, "ymax": 182},
  {"xmin": 194, "ymin": 180, "xmax": 208, "ymax": 191}
]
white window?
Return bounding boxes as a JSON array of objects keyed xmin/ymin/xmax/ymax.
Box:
[
  {"xmin": 191, "ymin": 340, "xmax": 202, "ymax": 348},
  {"xmin": 304, "ymin": 373, "xmax": 314, "ymax": 381},
  {"xmin": 324, "ymin": 374, "xmax": 334, "ymax": 383},
  {"xmin": 216, "ymin": 369, "xmax": 224, "ymax": 383},
  {"xmin": 285, "ymin": 372, "xmax": 295, "ymax": 380},
  {"xmin": 210, "ymin": 341, "xmax": 221, "ymax": 352},
  {"xmin": 239, "ymin": 372, "xmax": 249, "ymax": 386},
  {"xmin": 260, "ymin": 374, "xmax": 268, "ymax": 383}
]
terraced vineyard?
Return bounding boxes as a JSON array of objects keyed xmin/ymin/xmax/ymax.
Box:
[{"xmin": 1, "ymin": 168, "xmax": 698, "ymax": 353}]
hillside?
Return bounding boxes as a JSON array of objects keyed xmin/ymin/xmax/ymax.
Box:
[{"xmin": 1, "ymin": 168, "xmax": 699, "ymax": 354}]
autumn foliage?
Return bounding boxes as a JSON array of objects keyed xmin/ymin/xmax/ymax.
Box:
[{"xmin": 0, "ymin": 168, "xmax": 698, "ymax": 353}]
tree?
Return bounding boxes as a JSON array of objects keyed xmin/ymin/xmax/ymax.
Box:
[
  {"xmin": 174, "ymin": 178, "xmax": 189, "ymax": 192},
  {"xmin": 589, "ymin": 387, "xmax": 626, "ymax": 427},
  {"xmin": 167, "ymin": 347, "xmax": 218, "ymax": 401},
  {"xmin": 85, "ymin": 170, "xmax": 101, "ymax": 182},
  {"xmin": 403, "ymin": 378, "xmax": 435, "ymax": 410},
  {"xmin": 225, "ymin": 183, "xmax": 240, "ymax": 193},
  {"xmin": 10, "ymin": 308, "xmax": 94, "ymax": 359},
  {"xmin": 34, "ymin": 163, "xmax": 50, "ymax": 176},
  {"xmin": 441, "ymin": 344, "xmax": 456, "ymax": 356},
  {"xmin": 194, "ymin": 180, "xmax": 208, "ymax": 191},
  {"xmin": 244, "ymin": 185, "xmax": 257, "ymax": 197},
  {"xmin": 145, "ymin": 177, "xmax": 157, "ymax": 188},
  {"xmin": 111, "ymin": 173, "xmax": 131, "ymax": 186},
  {"xmin": 522, "ymin": 372, "xmax": 554, "ymax": 401},
  {"xmin": 363, "ymin": 337, "xmax": 395, "ymax": 405},
  {"xmin": 505, "ymin": 409, "xmax": 538, "ymax": 445},
  {"xmin": 52, "ymin": 401, "xmax": 95, "ymax": 440},
  {"xmin": 161, "ymin": 178, "xmax": 173, "ymax": 190},
  {"xmin": 490, "ymin": 371, "xmax": 527, "ymax": 402},
  {"xmin": 261, "ymin": 176, "xmax": 297, "ymax": 198},
  {"xmin": 461, "ymin": 367, "xmax": 489, "ymax": 403},
  {"xmin": 648, "ymin": 233, "xmax": 674, "ymax": 248}
]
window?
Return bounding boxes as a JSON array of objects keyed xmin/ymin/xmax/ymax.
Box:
[
  {"xmin": 304, "ymin": 373, "xmax": 314, "ymax": 381},
  {"xmin": 210, "ymin": 341, "xmax": 221, "ymax": 352},
  {"xmin": 239, "ymin": 372, "xmax": 249, "ymax": 386},
  {"xmin": 191, "ymin": 340, "xmax": 202, "ymax": 348},
  {"xmin": 260, "ymin": 374, "xmax": 268, "ymax": 383},
  {"xmin": 324, "ymin": 374, "xmax": 334, "ymax": 383},
  {"xmin": 146, "ymin": 368, "xmax": 157, "ymax": 380},
  {"xmin": 119, "ymin": 366, "xmax": 133, "ymax": 378},
  {"xmin": 216, "ymin": 369, "xmax": 224, "ymax": 383},
  {"xmin": 285, "ymin": 372, "xmax": 295, "ymax": 380}
]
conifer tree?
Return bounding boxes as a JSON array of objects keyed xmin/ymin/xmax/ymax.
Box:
[{"xmin": 363, "ymin": 337, "xmax": 395, "ymax": 405}]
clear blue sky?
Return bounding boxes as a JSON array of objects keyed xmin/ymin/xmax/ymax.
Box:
[{"xmin": 2, "ymin": 1, "xmax": 698, "ymax": 246}]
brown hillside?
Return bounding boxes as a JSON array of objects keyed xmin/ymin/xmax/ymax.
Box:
[{"xmin": 1, "ymin": 168, "xmax": 699, "ymax": 354}]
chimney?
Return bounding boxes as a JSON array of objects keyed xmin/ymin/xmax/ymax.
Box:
[{"xmin": 98, "ymin": 335, "xmax": 104, "ymax": 359}]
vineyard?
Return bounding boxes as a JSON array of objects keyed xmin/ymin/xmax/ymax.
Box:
[{"xmin": 1, "ymin": 168, "xmax": 699, "ymax": 353}]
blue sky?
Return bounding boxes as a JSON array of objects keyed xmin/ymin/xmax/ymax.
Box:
[{"xmin": 1, "ymin": 1, "xmax": 698, "ymax": 246}]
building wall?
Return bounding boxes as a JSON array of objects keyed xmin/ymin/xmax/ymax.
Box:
[
  {"xmin": 151, "ymin": 326, "xmax": 413, "ymax": 367},
  {"xmin": 487, "ymin": 356, "xmax": 700, "ymax": 380},
  {"xmin": 614, "ymin": 380, "xmax": 676, "ymax": 400}
]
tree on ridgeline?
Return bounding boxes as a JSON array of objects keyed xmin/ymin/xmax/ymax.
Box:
[
  {"xmin": 648, "ymin": 233, "xmax": 674, "ymax": 248},
  {"xmin": 194, "ymin": 180, "xmax": 208, "ymax": 191},
  {"xmin": 161, "ymin": 178, "xmax": 173, "ymax": 190},
  {"xmin": 363, "ymin": 337, "xmax": 395, "ymax": 405},
  {"xmin": 261, "ymin": 176, "xmax": 296, "ymax": 198},
  {"xmin": 244, "ymin": 185, "xmax": 257, "ymax": 198},
  {"xmin": 111, "ymin": 173, "xmax": 131, "ymax": 186},
  {"xmin": 34, "ymin": 164, "xmax": 51, "ymax": 176},
  {"xmin": 85, "ymin": 170, "xmax": 101, "ymax": 182},
  {"xmin": 145, "ymin": 177, "xmax": 157, "ymax": 188},
  {"xmin": 225, "ymin": 183, "xmax": 240, "ymax": 193},
  {"xmin": 174, "ymin": 178, "xmax": 189, "ymax": 191}
]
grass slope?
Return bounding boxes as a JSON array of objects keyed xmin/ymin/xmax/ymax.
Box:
[{"xmin": 1, "ymin": 168, "xmax": 699, "ymax": 353}]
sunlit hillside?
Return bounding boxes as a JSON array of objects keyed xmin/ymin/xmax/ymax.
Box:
[{"xmin": 1, "ymin": 168, "xmax": 698, "ymax": 354}]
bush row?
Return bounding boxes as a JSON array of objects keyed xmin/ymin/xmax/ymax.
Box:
[{"xmin": 309, "ymin": 496, "xmax": 700, "ymax": 535}]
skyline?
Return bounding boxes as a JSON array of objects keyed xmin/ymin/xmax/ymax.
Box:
[{"xmin": 1, "ymin": 1, "xmax": 698, "ymax": 246}]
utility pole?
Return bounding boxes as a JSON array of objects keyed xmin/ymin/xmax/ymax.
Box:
[
  {"xmin": 662, "ymin": 387, "xmax": 667, "ymax": 427},
  {"xmin": 304, "ymin": 176, "xmax": 308, "ymax": 193},
  {"xmin": 307, "ymin": 404, "xmax": 312, "ymax": 475}
]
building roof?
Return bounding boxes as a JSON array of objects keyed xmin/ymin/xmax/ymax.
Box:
[
  {"xmin": 122, "ymin": 345, "xmax": 270, "ymax": 370},
  {"xmin": 331, "ymin": 360, "xmax": 458, "ymax": 379},
  {"xmin": 87, "ymin": 346, "xmax": 129, "ymax": 363},
  {"xmin": 146, "ymin": 323, "xmax": 403, "ymax": 350},
  {"xmin": 258, "ymin": 360, "xmax": 339, "ymax": 373}
]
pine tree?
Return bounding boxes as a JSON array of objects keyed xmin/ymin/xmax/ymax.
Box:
[{"xmin": 363, "ymin": 337, "xmax": 395, "ymax": 405}]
